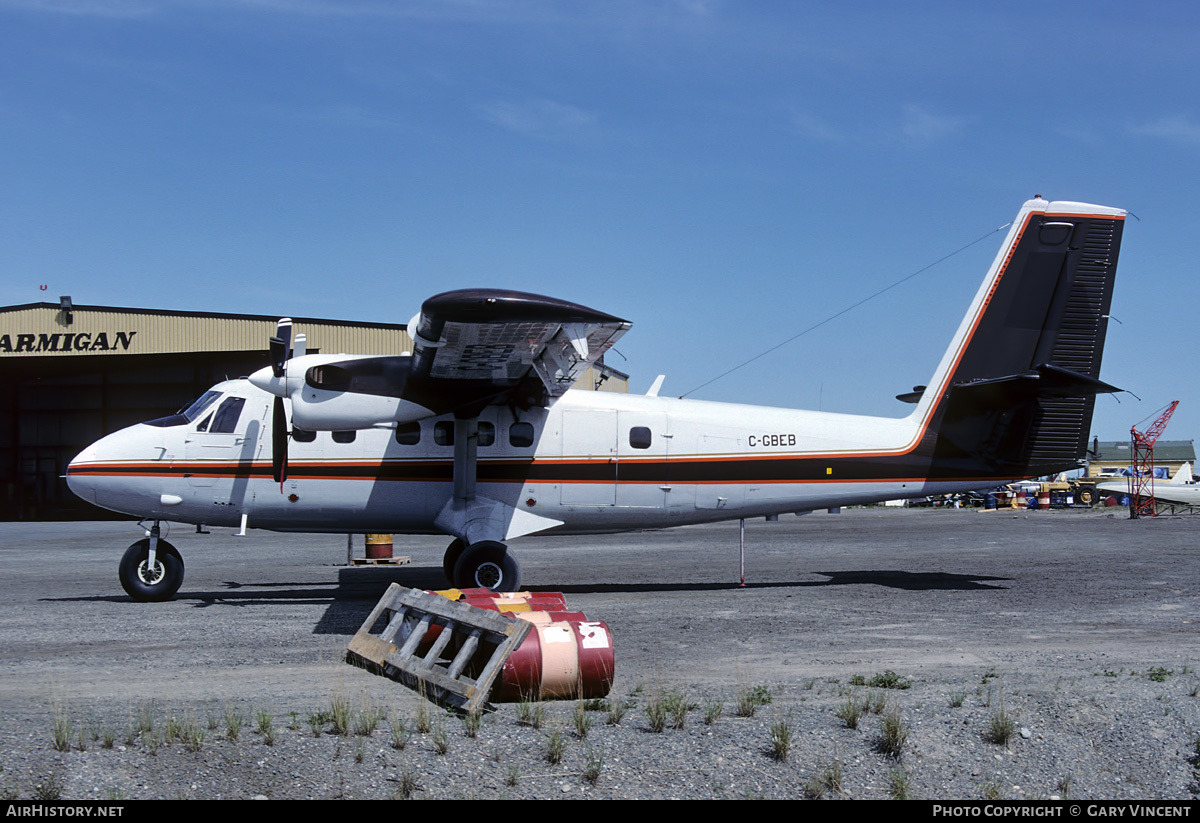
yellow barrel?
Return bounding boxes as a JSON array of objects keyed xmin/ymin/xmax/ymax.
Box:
[{"xmin": 365, "ymin": 533, "xmax": 393, "ymax": 559}]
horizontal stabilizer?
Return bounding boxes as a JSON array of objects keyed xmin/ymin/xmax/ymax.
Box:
[{"xmin": 953, "ymin": 363, "xmax": 1121, "ymax": 399}]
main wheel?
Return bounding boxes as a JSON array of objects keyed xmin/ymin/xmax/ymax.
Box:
[
  {"xmin": 442, "ymin": 538, "xmax": 466, "ymax": 584},
  {"xmin": 119, "ymin": 538, "xmax": 184, "ymax": 602},
  {"xmin": 453, "ymin": 541, "xmax": 521, "ymax": 592}
]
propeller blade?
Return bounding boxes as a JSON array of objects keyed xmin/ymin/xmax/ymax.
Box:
[
  {"xmin": 272, "ymin": 396, "xmax": 288, "ymax": 484},
  {"xmin": 270, "ymin": 318, "xmax": 293, "ymax": 378}
]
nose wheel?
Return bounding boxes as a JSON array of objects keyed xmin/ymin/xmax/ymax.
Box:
[
  {"xmin": 119, "ymin": 537, "xmax": 185, "ymax": 602},
  {"xmin": 451, "ymin": 540, "xmax": 521, "ymax": 592}
]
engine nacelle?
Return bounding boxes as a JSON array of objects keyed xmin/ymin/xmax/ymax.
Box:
[
  {"xmin": 249, "ymin": 353, "xmax": 434, "ymax": 431},
  {"xmin": 288, "ymin": 386, "xmax": 433, "ymax": 431}
]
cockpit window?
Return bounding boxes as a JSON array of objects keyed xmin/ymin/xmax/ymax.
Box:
[
  {"xmin": 144, "ymin": 390, "xmax": 223, "ymax": 428},
  {"xmin": 209, "ymin": 397, "xmax": 246, "ymax": 434},
  {"xmin": 182, "ymin": 391, "xmax": 222, "ymax": 422}
]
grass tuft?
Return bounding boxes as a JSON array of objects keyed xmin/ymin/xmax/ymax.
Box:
[
  {"xmin": 430, "ymin": 718, "xmax": 449, "ymax": 755},
  {"xmin": 983, "ymin": 707, "xmax": 1016, "ymax": 745},
  {"xmin": 802, "ymin": 759, "xmax": 841, "ymax": 798},
  {"xmin": 388, "ymin": 715, "xmax": 411, "ymax": 750},
  {"xmin": 255, "ymin": 709, "xmax": 275, "ymax": 746},
  {"xmin": 734, "ymin": 684, "xmax": 773, "ymax": 717},
  {"xmin": 330, "ymin": 694, "xmax": 352, "ymax": 736},
  {"xmin": 51, "ymin": 715, "xmax": 73, "ymax": 753},
  {"xmin": 645, "ymin": 689, "xmax": 695, "ymax": 732},
  {"xmin": 544, "ymin": 728, "xmax": 565, "ymax": 764},
  {"xmin": 462, "ymin": 710, "xmax": 482, "ymax": 739},
  {"xmin": 392, "ymin": 767, "xmax": 419, "ymax": 800},
  {"xmin": 836, "ymin": 696, "xmax": 867, "ymax": 729},
  {"xmin": 869, "ymin": 670, "xmax": 912, "ymax": 690},
  {"xmin": 584, "ymin": 748, "xmax": 603, "ymax": 785},
  {"xmin": 876, "ymin": 707, "xmax": 908, "ymax": 758},
  {"xmin": 605, "ymin": 698, "xmax": 629, "ymax": 726},
  {"xmin": 572, "ymin": 702, "xmax": 592, "ymax": 740},
  {"xmin": 769, "ymin": 718, "xmax": 792, "ymax": 762},
  {"xmin": 224, "ymin": 706, "xmax": 243, "ymax": 742},
  {"xmin": 889, "ymin": 767, "xmax": 911, "ymax": 800},
  {"xmin": 517, "ymin": 698, "xmax": 545, "ymax": 729}
]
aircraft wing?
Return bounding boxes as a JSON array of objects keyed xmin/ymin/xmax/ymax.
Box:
[
  {"xmin": 408, "ymin": 289, "xmax": 631, "ymax": 398},
  {"xmin": 252, "ymin": 289, "xmax": 631, "ymax": 432}
]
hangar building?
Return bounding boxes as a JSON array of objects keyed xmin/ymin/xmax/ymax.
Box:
[{"xmin": 1, "ymin": 299, "xmax": 627, "ymax": 521}]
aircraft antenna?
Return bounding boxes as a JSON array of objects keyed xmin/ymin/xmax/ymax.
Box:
[{"xmin": 679, "ymin": 222, "xmax": 1011, "ymax": 398}]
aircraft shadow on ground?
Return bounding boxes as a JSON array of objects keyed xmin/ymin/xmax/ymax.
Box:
[
  {"xmin": 542, "ymin": 569, "xmax": 1010, "ymax": 595},
  {"xmin": 44, "ymin": 567, "xmax": 1008, "ymax": 635}
]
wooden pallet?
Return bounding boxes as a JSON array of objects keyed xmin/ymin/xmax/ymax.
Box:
[
  {"xmin": 348, "ymin": 556, "xmax": 412, "ymax": 566},
  {"xmin": 345, "ymin": 583, "xmax": 531, "ymax": 714}
]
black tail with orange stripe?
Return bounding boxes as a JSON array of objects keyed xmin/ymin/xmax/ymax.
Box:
[{"xmin": 913, "ymin": 199, "xmax": 1126, "ymax": 480}]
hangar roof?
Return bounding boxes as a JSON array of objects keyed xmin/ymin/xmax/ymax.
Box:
[
  {"xmin": 0, "ymin": 300, "xmax": 628, "ymax": 391},
  {"xmin": 0, "ymin": 301, "xmax": 409, "ymax": 358},
  {"xmin": 1090, "ymin": 440, "xmax": 1196, "ymax": 463}
]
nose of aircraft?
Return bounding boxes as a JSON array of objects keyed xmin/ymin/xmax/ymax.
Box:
[
  {"xmin": 66, "ymin": 424, "xmax": 163, "ymax": 513},
  {"xmin": 65, "ymin": 442, "xmax": 100, "ymax": 503}
]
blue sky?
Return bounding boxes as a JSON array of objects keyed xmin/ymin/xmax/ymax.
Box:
[{"xmin": 2, "ymin": 1, "xmax": 1197, "ymax": 443}]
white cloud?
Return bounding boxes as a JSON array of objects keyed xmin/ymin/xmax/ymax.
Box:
[
  {"xmin": 901, "ymin": 104, "xmax": 967, "ymax": 142},
  {"xmin": 1131, "ymin": 115, "xmax": 1200, "ymax": 144},
  {"xmin": 788, "ymin": 111, "xmax": 840, "ymax": 142},
  {"xmin": 476, "ymin": 99, "xmax": 598, "ymax": 139}
]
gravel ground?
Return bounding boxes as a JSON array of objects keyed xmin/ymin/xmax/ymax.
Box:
[{"xmin": 0, "ymin": 508, "xmax": 1197, "ymax": 800}]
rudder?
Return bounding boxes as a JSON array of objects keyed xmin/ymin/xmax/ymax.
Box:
[{"xmin": 913, "ymin": 198, "xmax": 1126, "ymax": 478}]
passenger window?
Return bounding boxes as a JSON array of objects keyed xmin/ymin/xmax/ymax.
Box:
[
  {"xmin": 292, "ymin": 428, "xmax": 316, "ymax": 443},
  {"xmin": 332, "ymin": 430, "xmax": 356, "ymax": 444},
  {"xmin": 509, "ymin": 422, "xmax": 535, "ymax": 448},
  {"xmin": 434, "ymin": 421, "xmax": 454, "ymax": 446},
  {"xmin": 395, "ymin": 422, "xmax": 420, "ymax": 445},
  {"xmin": 478, "ymin": 421, "xmax": 495, "ymax": 447},
  {"xmin": 629, "ymin": 426, "xmax": 652, "ymax": 449},
  {"xmin": 210, "ymin": 397, "xmax": 246, "ymax": 434}
]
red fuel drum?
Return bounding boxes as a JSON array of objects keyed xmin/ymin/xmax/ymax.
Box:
[
  {"xmin": 457, "ymin": 589, "xmax": 570, "ymax": 613},
  {"xmin": 400, "ymin": 609, "xmax": 588, "ymax": 657},
  {"xmin": 491, "ymin": 619, "xmax": 615, "ymax": 703}
]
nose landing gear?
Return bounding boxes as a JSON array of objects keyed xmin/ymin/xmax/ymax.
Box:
[{"xmin": 118, "ymin": 521, "xmax": 185, "ymax": 602}]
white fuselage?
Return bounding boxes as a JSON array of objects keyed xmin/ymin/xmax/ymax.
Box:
[{"xmin": 67, "ymin": 379, "xmax": 996, "ymax": 537}]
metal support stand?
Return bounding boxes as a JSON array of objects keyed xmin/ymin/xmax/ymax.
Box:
[
  {"xmin": 739, "ymin": 518, "xmax": 745, "ymax": 587},
  {"xmin": 452, "ymin": 416, "xmax": 479, "ymax": 505}
]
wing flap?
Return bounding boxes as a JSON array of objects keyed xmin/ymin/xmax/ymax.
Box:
[{"xmin": 411, "ymin": 289, "xmax": 630, "ymax": 398}]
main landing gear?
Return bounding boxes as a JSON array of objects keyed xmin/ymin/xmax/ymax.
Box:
[
  {"xmin": 442, "ymin": 538, "xmax": 521, "ymax": 592},
  {"xmin": 435, "ymin": 413, "xmax": 525, "ymax": 593},
  {"xmin": 119, "ymin": 521, "xmax": 185, "ymax": 602}
]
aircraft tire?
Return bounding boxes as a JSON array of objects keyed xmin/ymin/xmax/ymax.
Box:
[
  {"xmin": 453, "ymin": 541, "xmax": 521, "ymax": 593},
  {"xmin": 119, "ymin": 538, "xmax": 185, "ymax": 602},
  {"xmin": 442, "ymin": 538, "xmax": 467, "ymax": 584}
]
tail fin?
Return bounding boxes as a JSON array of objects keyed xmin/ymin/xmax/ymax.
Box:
[
  {"xmin": 1172, "ymin": 462, "xmax": 1193, "ymax": 484},
  {"xmin": 911, "ymin": 198, "xmax": 1126, "ymax": 478}
]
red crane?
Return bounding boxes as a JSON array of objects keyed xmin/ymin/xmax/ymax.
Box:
[{"xmin": 1129, "ymin": 400, "xmax": 1179, "ymax": 518}]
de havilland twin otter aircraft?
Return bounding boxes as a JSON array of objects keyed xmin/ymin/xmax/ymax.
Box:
[{"xmin": 67, "ymin": 197, "xmax": 1127, "ymax": 601}]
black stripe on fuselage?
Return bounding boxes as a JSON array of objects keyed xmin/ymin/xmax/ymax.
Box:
[{"xmin": 67, "ymin": 447, "xmax": 1042, "ymax": 486}]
